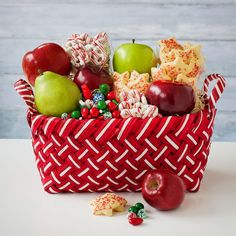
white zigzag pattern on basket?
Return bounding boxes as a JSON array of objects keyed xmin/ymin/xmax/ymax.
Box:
[
  {"xmin": 35, "ymin": 117, "xmax": 212, "ymax": 194},
  {"xmin": 136, "ymin": 118, "xmax": 153, "ymax": 140},
  {"xmin": 95, "ymin": 119, "xmax": 115, "ymax": 141},
  {"xmin": 117, "ymin": 117, "xmax": 132, "ymax": 140}
]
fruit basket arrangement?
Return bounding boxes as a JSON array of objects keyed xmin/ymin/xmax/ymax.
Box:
[{"xmin": 15, "ymin": 33, "xmax": 225, "ymax": 194}]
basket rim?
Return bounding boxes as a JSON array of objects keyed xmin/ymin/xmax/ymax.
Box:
[{"xmin": 28, "ymin": 106, "xmax": 216, "ymax": 122}]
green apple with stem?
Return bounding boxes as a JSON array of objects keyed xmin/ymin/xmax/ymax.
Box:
[
  {"xmin": 113, "ymin": 39, "xmax": 157, "ymax": 74},
  {"xmin": 35, "ymin": 71, "xmax": 81, "ymax": 117}
]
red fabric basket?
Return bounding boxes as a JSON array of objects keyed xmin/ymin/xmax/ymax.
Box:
[{"xmin": 15, "ymin": 74, "xmax": 225, "ymax": 193}]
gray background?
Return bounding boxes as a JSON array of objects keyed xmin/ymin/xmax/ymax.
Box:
[{"xmin": 0, "ymin": 0, "xmax": 235, "ymax": 140}]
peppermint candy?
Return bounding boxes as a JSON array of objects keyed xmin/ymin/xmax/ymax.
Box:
[
  {"xmin": 119, "ymin": 90, "xmax": 161, "ymax": 119},
  {"xmin": 65, "ymin": 32, "xmax": 110, "ymax": 71}
]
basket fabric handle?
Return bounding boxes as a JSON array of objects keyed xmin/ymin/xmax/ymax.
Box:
[
  {"xmin": 203, "ymin": 73, "xmax": 226, "ymax": 111},
  {"xmin": 14, "ymin": 79, "xmax": 37, "ymax": 114}
]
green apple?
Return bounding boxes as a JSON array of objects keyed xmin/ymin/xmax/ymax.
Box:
[
  {"xmin": 113, "ymin": 39, "xmax": 157, "ymax": 74},
  {"xmin": 35, "ymin": 71, "xmax": 81, "ymax": 117}
]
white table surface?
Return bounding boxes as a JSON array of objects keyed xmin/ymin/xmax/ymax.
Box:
[{"xmin": 0, "ymin": 140, "xmax": 235, "ymax": 236}]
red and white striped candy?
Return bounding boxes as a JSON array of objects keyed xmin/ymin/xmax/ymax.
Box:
[
  {"xmin": 119, "ymin": 89, "xmax": 160, "ymax": 119},
  {"xmin": 65, "ymin": 32, "xmax": 110, "ymax": 71}
]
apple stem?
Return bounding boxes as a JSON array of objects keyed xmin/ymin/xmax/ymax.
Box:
[
  {"xmin": 132, "ymin": 39, "xmax": 135, "ymax": 44},
  {"xmin": 38, "ymin": 69, "xmax": 43, "ymax": 76}
]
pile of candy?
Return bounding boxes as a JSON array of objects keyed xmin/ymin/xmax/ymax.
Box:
[
  {"xmin": 90, "ymin": 193, "xmax": 147, "ymax": 226},
  {"xmin": 65, "ymin": 32, "xmax": 110, "ymax": 73},
  {"xmin": 128, "ymin": 202, "xmax": 147, "ymax": 226},
  {"xmin": 119, "ymin": 90, "xmax": 161, "ymax": 119},
  {"xmin": 61, "ymin": 84, "xmax": 121, "ymax": 120}
]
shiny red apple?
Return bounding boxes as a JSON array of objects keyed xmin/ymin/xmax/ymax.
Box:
[
  {"xmin": 74, "ymin": 68, "xmax": 113, "ymax": 91},
  {"xmin": 142, "ymin": 169, "xmax": 186, "ymax": 211},
  {"xmin": 22, "ymin": 43, "xmax": 71, "ymax": 86},
  {"xmin": 145, "ymin": 80, "xmax": 195, "ymax": 116}
]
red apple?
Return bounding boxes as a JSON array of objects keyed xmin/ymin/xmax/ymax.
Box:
[
  {"xmin": 145, "ymin": 80, "xmax": 195, "ymax": 116},
  {"xmin": 142, "ymin": 169, "xmax": 186, "ymax": 211},
  {"xmin": 22, "ymin": 43, "xmax": 71, "ymax": 86},
  {"xmin": 74, "ymin": 68, "xmax": 113, "ymax": 91}
]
